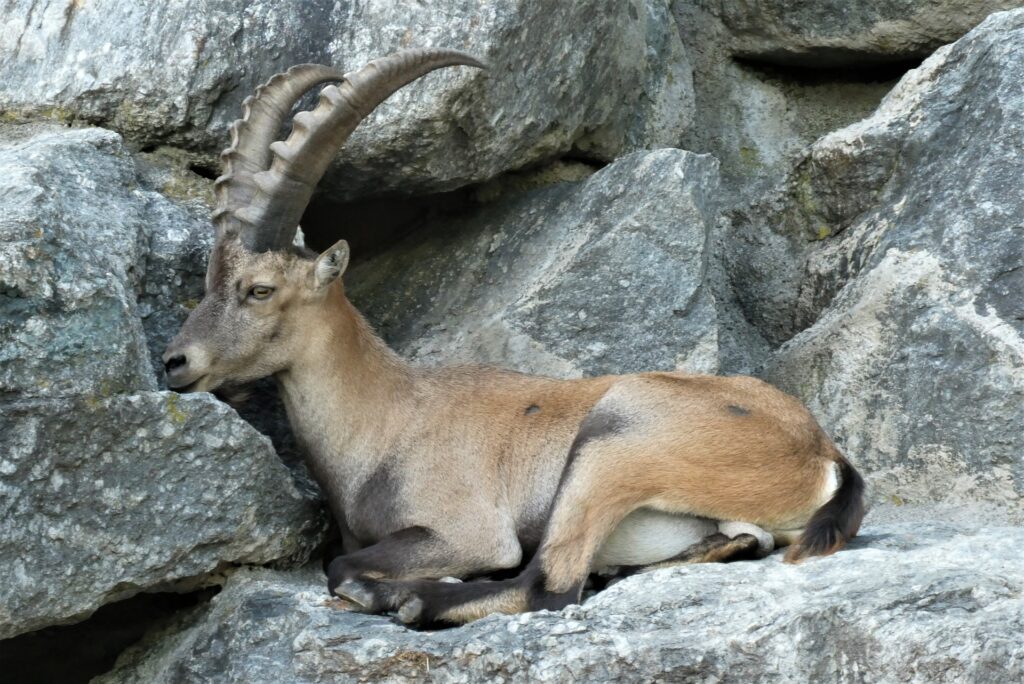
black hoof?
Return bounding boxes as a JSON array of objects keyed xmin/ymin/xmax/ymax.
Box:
[
  {"xmin": 332, "ymin": 579, "xmax": 380, "ymax": 612},
  {"xmin": 397, "ymin": 596, "xmax": 425, "ymax": 625}
]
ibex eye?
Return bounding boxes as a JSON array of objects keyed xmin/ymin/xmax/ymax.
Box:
[{"xmin": 248, "ymin": 285, "xmax": 274, "ymax": 300}]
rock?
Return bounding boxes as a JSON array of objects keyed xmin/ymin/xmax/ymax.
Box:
[
  {"xmin": 99, "ymin": 517, "xmax": 1024, "ymax": 683},
  {"xmin": 0, "ymin": 124, "xmax": 326, "ymax": 639},
  {"xmin": 736, "ymin": 10, "xmax": 1024, "ymax": 507},
  {"xmin": 0, "ymin": 0, "xmax": 693, "ymax": 201},
  {"xmin": 0, "ymin": 391, "xmax": 325, "ymax": 640},
  {"xmin": 0, "ymin": 123, "xmax": 222, "ymax": 396},
  {"xmin": 347, "ymin": 149, "xmax": 722, "ymax": 377},
  {"xmin": 706, "ymin": 0, "xmax": 1022, "ymax": 67},
  {"xmin": 0, "ymin": 124, "xmax": 158, "ymax": 399},
  {"xmin": 670, "ymin": 3, "xmax": 905, "ymax": 202}
]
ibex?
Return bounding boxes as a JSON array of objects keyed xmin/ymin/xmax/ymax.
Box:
[{"xmin": 164, "ymin": 48, "xmax": 865, "ymax": 628}]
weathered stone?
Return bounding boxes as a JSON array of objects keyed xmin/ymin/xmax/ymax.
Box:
[
  {"xmin": 0, "ymin": 124, "xmax": 327, "ymax": 640},
  {"xmin": 347, "ymin": 149, "xmax": 722, "ymax": 377},
  {"xmin": 0, "ymin": 125, "xmax": 157, "ymax": 399},
  {"xmin": 706, "ymin": 0, "xmax": 1022, "ymax": 67},
  {"xmin": 734, "ymin": 10, "xmax": 1024, "ymax": 507},
  {"xmin": 0, "ymin": 0, "xmax": 693, "ymax": 201},
  {"xmin": 670, "ymin": 2, "xmax": 906, "ymax": 203},
  {"xmin": 0, "ymin": 124, "xmax": 224, "ymax": 398},
  {"xmin": 99, "ymin": 517, "xmax": 1024, "ymax": 683},
  {"xmin": 0, "ymin": 391, "xmax": 325, "ymax": 640}
]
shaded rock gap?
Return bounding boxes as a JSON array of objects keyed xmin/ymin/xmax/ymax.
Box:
[
  {"xmin": 0, "ymin": 586, "xmax": 219, "ymax": 684},
  {"xmin": 302, "ymin": 155, "xmax": 603, "ymax": 259},
  {"xmin": 733, "ymin": 55, "xmax": 926, "ymax": 86}
]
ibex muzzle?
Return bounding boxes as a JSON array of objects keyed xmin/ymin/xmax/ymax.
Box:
[{"xmin": 163, "ymin": 49, "xmax": 865, "ymax": 629}]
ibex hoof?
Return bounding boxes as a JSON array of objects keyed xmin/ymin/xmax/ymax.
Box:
[
  {"xmin": 397, "ymin": 596, "xmax": 425, "ymax": 625},
  {"xmin": 333, "ymin": 579, "xmax": 379, "ymax": 612}
]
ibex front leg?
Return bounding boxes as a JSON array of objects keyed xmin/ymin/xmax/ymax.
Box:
[{"xmin": 327, "ymin": 525, "xmax": 522, "ymax": 613}]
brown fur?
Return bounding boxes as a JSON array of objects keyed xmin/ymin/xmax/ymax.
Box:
[{"xmin": 166, "ymin": 205, "xmax": 863, "ymax": 627}]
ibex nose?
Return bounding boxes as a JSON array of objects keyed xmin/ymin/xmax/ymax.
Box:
[
  {"xmin": 164, "ymin": 354, "xmax": 187, "ymax": 373},
  {"xmin": 162, "ymin": 344, "xmax": 198, "ymax": 390}
]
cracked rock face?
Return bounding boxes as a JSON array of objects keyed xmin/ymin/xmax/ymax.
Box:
[
  {"xmin": 0, "ymin": 392, "xmax": 323, "ymax": 640},
  {"xmin": 726, "ymin": 9, "xmax": 1024, "ymax": 507},
  {"xmin": 0, "ymin": 124, "xmax": 325, "ymax": 639},
  {"xmin": 348, "ymin": 150, "xmax": 722, "ymax": 377},
  {"xmin": 0, "ymin": 0, "xmax": 693, "ymax": 201},
  {"xmin": 97, "ymin": 519, "xmax": 1024, "ymax": 683},
  {"xmin": 708, "ymin": 0, "xmax": 1023, "ymax": 67}
]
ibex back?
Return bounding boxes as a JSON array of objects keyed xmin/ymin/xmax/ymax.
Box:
[{"xmin": 164, "ymin": 49, "xmax": 865, "ymax": 628}]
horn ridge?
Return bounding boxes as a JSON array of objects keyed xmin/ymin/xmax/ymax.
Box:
[
  {"xmin": 236, "ymin": 48, "xmax": 485, "ymax": 253},
  {"xmin": 213, "ymin": 63, "xmax": 347, "ymax": 239}
]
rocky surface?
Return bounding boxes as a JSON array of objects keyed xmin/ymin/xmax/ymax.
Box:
[
  {"xmin": 0, "ymin": 392, "xmax": 323, "ymax": 640},
  {"xmin": 99, "ymin": 516, "xmax": 1024, "ymax": 683},
  {"xmin": 0, "ymin": 123, "xmax": 221, "ymax": 394},
  {"xmin": 671, "ymin": 2, "xmax": 1024, "ymax": 199},
  {"xmin": 2, "ymin": 1, "xmax": 1024, "ymax": 681},
  {"xmin": 0, "ymin": 124, "xmax": 325, "ymax": 641},
  {"xmin": 708, "ymin": 0, "xmax": 1022, "ymax": 66},
  {"xmin": 348, "ymin": 149, "xmax": 722, "ymax": 377},
  {"xmin": 0, "ymin": 125, "xmax": 159, "ymax": 399},
  {"xmin": 0, "ymin": 0, "xmax": 692, "ymax": 200},
  {"xmin": 726, "ymin": 9, "xmax": 1024, "ymax": 507}
]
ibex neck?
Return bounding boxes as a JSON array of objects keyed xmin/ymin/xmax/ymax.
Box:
[{"xmin": 274, "ymin": 286, "xmax": 416, "ymax": 470}]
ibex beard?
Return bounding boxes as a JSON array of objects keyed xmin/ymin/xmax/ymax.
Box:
[{"xmin": 164, "ymin": 49, "xmax": 865, "ymax": 629}]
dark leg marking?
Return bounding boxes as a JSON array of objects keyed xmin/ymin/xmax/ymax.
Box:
[
  {"xmin": 375, "ymin": 554, "xmax": 585, "ymax": 629},
  {"xmin": 635, "ymin": 533, "xmax": 762, "ymax": 573},
  {"xmin": 327, "ymin": 526, "xmax": 435, "ymax": 607},
  {"xmin": 556, "ymin": 407, "xmax": 631, "ymax": 495}
]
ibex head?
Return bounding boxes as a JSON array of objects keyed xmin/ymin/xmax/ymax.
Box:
[{"xmin": 163, "ymin": 49, "xmax": 483, "ymax": 393}]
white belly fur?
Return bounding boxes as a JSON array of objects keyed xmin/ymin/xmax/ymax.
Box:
[{"xmin": 593, "ymin": 508, "xmax": 717, "ymax": 570}]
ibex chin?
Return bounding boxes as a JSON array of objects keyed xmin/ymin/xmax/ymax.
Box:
[{"xmin": 164, "ymin": 48, "xmax": 865, "ymax": 628}]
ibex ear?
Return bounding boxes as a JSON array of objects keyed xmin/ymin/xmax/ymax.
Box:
[{"xmin": 314, "ymin": 240, "xmax": 350, "ymax": 289}]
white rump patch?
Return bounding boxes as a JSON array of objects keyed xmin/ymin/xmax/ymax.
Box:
[{"xmin": 820, "ymin": 462, "xmax": 840, "ymax": 506}]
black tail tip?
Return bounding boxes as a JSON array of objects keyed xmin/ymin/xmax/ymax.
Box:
[{"xmin": 785, "ymin": 458, "xmax": 865, "ymax": 563}]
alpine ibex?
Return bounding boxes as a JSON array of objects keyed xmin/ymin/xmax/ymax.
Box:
[{"xmin": 164, "ymin": 48, "xmax": 865, "ymax": 628}]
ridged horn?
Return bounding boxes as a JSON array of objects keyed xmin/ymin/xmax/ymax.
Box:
[
  {"xmin": 214, "ymin": 64, "xmax": 348, "ymax": 240},
  {"xmin": 231, "ymin": 48, "xmax": 485, "ymax": 253}
]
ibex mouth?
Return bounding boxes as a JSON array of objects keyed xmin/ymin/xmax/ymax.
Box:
[{"xmin": 169, "ymin": 375, "xmax": 208, "ymax": 393}]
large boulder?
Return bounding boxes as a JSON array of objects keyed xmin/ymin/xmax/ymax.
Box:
[
  {"xmin": 0, "ymin": 124, "xmax": 325, "ymax": 638},
  {"xmin": 98, "ymin": 517, "xmax": 1024, "ymax": 683},
  {"xmin": 670, "ymin": 1, "xmax": 1019, "ymax": 200},
  {"xmin": 730, "ymin": 10, "xmax": 1024, "ymax": 507},
  {"xmin": 0, "ymin": 125, "xmax": 159, "ymax": 398},
  {"xmin": 0, "ymin": 0, "xmax": 693, "ymax": 200},
  {"xmin": 0, "ymin": 392, "xmax": 324, "ymax": 640},
  {"xmin": 347, "ymin": 149, "xmax": 723, "ymax": 377}
]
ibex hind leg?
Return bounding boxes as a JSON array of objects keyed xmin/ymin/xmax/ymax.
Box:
[{"xmin": 634, "ymin": 532, "xmax": 762, "ymax": 573}]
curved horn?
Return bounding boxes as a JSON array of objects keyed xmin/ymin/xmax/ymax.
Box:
[
  {"xmin": 214, "ymin": 64, "xmax": 348, "ymax": 240},
  {"xmin": 233, "ymin": 48, "xmax": 485, "ymax": 253}
]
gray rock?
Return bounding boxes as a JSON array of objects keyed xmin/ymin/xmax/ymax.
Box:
[
  {"xmin": 0, "ymin": 124, "xmax": 327, "ymax": 639},
  {"xmin": 737, "ymin": 10, "xmax": 1024, "ymax": 507},
  {"xmin": 99, "ymin": 517, "xmax": 1024, "ymax": 683},
  {"xmin": 670, "ymin": 3, "xmax": 904, "ymax": 203},
  {"xmin": 0, "ymin": 125, "xmax": 157, "ymax": 399},
  {"xmin": 0, "ymin": 124, "xmax": 222, "ymax": 398},
  {"xmin": 0, "ymin": 0, "xmax": 693, "ymax": 201},
  {"xmin": 347, "ymin": 149, "xmax": 722, "ymax": 378},
  {"xmin": 708, "ymin": 0, "xmax": 1022, "ymax": 67},
  {"xmin": 0, "ymin": 391, "xmax": 325, "ymax": 640},
  {"xmin": 132, "ymin": 149, "xmax": 217, "ymax": 379}
]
